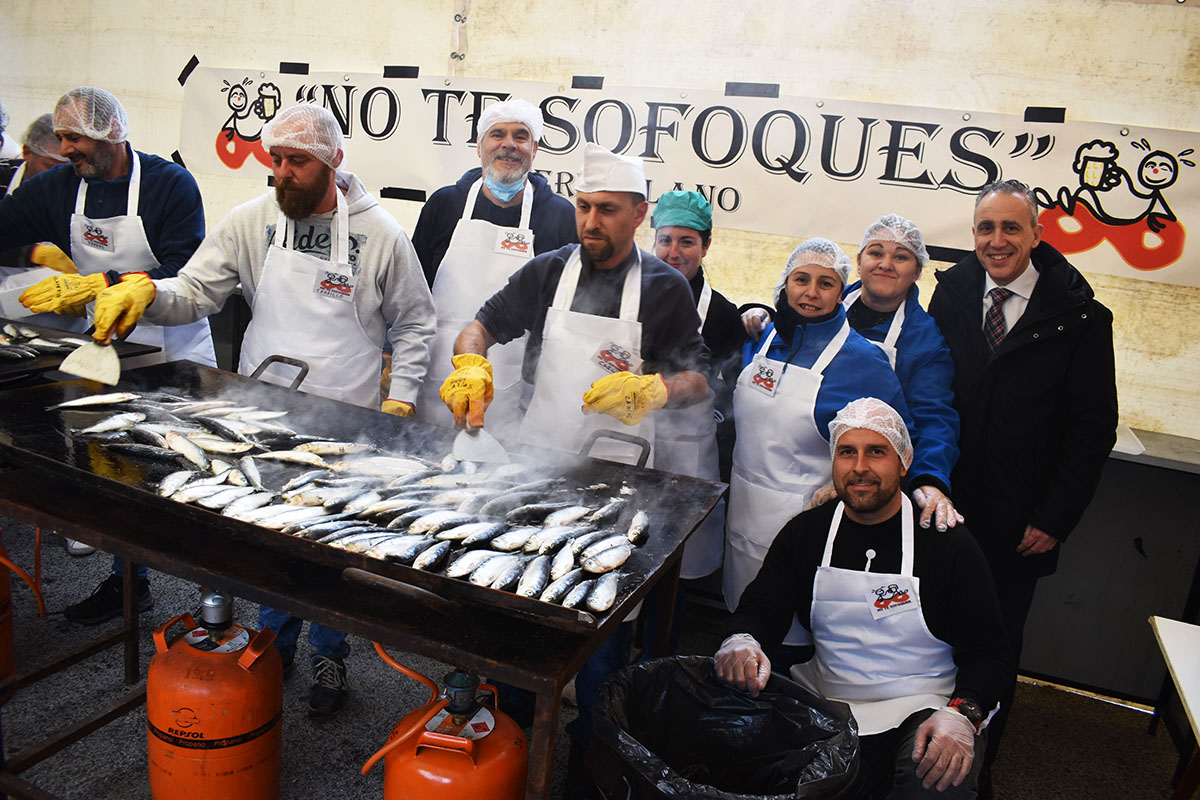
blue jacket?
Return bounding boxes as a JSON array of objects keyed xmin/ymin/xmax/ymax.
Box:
[
  {"xmin": 844, "ymin": 281, "xmax": 959, "ymax": 493},
  {"xmin": 741, "ymin": 304, "xmax": 915, "ymax": 452}
]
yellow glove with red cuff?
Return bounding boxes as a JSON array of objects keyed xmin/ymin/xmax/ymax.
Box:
[
  {"xmin": 30, "ymin": 244, "xmax": 78, "ymax": 274},
  {"xmin": 381, "ymin": 399, "xmax": 415, "ymax": 417},
  {"xmin": 439, "ymin": 354, "xmax": 494, "ymax": 428},
  {"xmin": 92, "ymin": 272, "xmax": 155, "ymax": 342},
  {"xmin": 20, "ymin": 272, "xmax": 108, "ymax": 313},
  {"xmin": 581, "ymin": 372, "xmax": 668, "ymax": 426}
]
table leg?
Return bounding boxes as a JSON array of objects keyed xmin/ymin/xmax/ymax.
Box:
[
  {"xmin": 648, "ymin": 559, "xmax": 681, "ymax": 659},
  {"xmin": 525, "ymin": 682, "xmax": 563, "ymax": 800},
  {"xmin": 121, "ymin": 561, "xmax": 138, "ymax": 685}
]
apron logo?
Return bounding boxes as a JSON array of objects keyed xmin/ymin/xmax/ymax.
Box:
[
  {"xmin": 314, "ymin": 269, "xmax": 355, "ymax": 302},
  {"xmin": 595, "ymin": 343, "xmax": 632, "ymax": 374},
  {"xmin": 500, "ymin": 231, "xmax": 530, "ymax": 252},
  {"xmin": 872, "ymin": 583, "xmax": 912, "ymax": 610},
  {"xmin": 751, "ymin": 364, "xmax": 776, "ymax": 391},
  {"xmin": 82, "ymin": 224, "xmax": 113, "ymax": 251}
]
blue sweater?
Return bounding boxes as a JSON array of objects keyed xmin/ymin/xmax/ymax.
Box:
[
  {"xmin": 844, "ymin": 281, "xmax": 959, "ymax": 493},
  {"xmin": 0, "ymin": 144, "xmax": 205, "ymax": 286},
  {"xmin": 741, "ymin": 304, "xmax": 916, "ymax": 464}
]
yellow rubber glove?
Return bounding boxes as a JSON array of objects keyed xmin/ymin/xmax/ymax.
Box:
[
  {"xmin": 379, "ymin": 352, "xmax": 393, "ymax": 398},
  {"xmin": 381, "ymin": 399, "xmax": 415, "ymax": 417},
  {"xmin": 439, "ymin": 353, "xmax": 494, "ymax": 429},
  {"xmin": 92, "ymin": 272, "xmax": 155, "ymax": 342},
  {"xmin": 20, "ymin": 272, "xmax": 108, "ymax": 313},
  {"xmin": 581, "ymin": 372, "xmax": 669, "ymax": 426},
  {"xmin": 30, "ymin": 244, "xmax": 78, "ymax": 274}
]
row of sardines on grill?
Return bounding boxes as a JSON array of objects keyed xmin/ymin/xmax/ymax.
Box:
[
  {"xmin": 0, "ymin": 322, "xmax": 91, "ymax": 360},
  {"xmin": 49, "ymin": 391, "xmax": 649, "ymax": 615}
]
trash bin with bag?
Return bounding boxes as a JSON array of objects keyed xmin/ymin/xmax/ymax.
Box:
[{"xmin": 591, "ymin": 655, "xmax": 859, "ymax": 799}]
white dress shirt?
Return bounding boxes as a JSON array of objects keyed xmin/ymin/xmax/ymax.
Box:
[{"xmin": 982, "ymin": 261, "xmax": 1040, "ymax": 335}]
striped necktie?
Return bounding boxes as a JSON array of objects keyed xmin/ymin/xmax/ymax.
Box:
[{"xmin": 984, "ymin": 287, "xmax": 1014, "ymax": 354}]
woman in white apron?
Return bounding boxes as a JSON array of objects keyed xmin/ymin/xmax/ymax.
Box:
[
  {"xmin": 724, "ymin": 237, "xmax": 911, "ymax": 646},
  {"xmin": 844, "ymin": 214, "xmax": 962, "ymax": 532},
  {"xmin": 415, "ymin": 177, "xmax": 534, "ymax": 437},
  {"xmin": 68, "ymin": 150, "xmax": 215, "ymax": 369}
]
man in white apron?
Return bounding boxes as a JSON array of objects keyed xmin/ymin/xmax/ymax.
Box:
[
  {"xmin": 716, "ymin": 398, "xmax": 1010, "ymax": 799},
  {"xmin": 1, "ymin": 87, "xmax": 216, "ymax": 623},
  {"xmin": 8, "ymin": 87, "xmax": 216, "ymax": 368},
  {"xmin": 440, "ymin": 143, "xmax": 711, "ymax": 793},
  {"xmin": 412, "ymin": 98, "xmax": 576, "ymax": 437},
  {"xmin": 88, "ymin": 104, "xmax": 435, "ymax": 716}
]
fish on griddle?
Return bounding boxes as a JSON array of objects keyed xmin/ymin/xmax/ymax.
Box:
[
  {"xmin": 48, "ymin": 392, "xmax": 141, "ymax": 410},
  {"xmin": 411, "ymin": 540, "xmax": 453, "ymax": 571},
  {"xmin": 165, "ymin": 431, "xmax": 209, "ymax": 471},
  {"xmin": 586, "ymin": 572, "xmax": 621, "ymax": 613},
  {"xmin": 505, "ymin": 501, "xmax": 575, "ymax": 524},
  {"xmin": 74, "ymin": 412, "xmax": 147, "ymax": 435},
  {"xmin": 446, "ymin": 549, "xmax": 503, "ymax": 578},
  {"xmin": 582, "ymin": 543, "xmax": 633, "ymax": 574},
  {"xmin": 517, "ymin": 555, "xmax": 551, "ymax": 598},
  {"xmin": 366, "ymin": 534, "xmax": 435, "ymax": 563}
]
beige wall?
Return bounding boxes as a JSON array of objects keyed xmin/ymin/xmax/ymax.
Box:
[{"xmin": 2, "ymin": 0, "xmax": 1197, "ymax": 436}]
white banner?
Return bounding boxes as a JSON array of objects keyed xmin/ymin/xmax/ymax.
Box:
[{"xmin": 180, "ymin": 68, "xmax": 1199, "ymax": 286}]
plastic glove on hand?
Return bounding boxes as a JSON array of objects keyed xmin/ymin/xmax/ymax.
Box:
[
  {"xmin": 714, "ymin": 634, "xmax": 771, "ymax": 697},
  {"xmin": 439, "ymin": 353, "xmax": 494, "ymax": 429},
  {"xmin": 912, "ymin": 707, "xmax": 977, "ymax": 791},
  {"xmin": 912, "ymin": 486, "xmax": 964, "ymax": 532},
  {"xmin": 30, "ymin": 244, "xmax": 78, "ymax": 275},
  {"xmin": 581, "ymin": 372, "xmax": 668, "ymax": 426},
  {"xmin": 381, "ymin": 399, "xmax": 414, "ymax": 417},
  {"xmin": 742, "ymin": 307, "xmax": 770, "ymax": 340},
  {"xmin": 19, "ymin": 272, "xmax": 108, "ymax": 313},
  {"xmin": 92, "ymin": 272, "xmax": 155, "ymax": 342}
]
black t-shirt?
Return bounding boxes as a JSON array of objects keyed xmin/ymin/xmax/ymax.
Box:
[
  {"xmin": 477, "ymin": 244, "xmax": 710, "ymax": 385},
  {"xmin": 410, "ymin": 167, "xmax": 578, "ymax": 288},
  {"xmin": 727, "ymin": 501, "xmax": 1011, "ymax": 711}
]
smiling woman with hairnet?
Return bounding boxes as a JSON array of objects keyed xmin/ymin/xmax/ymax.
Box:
[{"xmin": 725, "ymin": 236, "xmax": 914, "ymax": 649}]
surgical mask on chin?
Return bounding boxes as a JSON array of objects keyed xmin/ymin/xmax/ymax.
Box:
[{"xmin": 484, "ymin": 174, "xmax": 525, "ymax": 203}]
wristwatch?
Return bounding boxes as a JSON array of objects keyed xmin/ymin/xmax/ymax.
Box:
[{"xmin": 948, "ymin": 697, "xmax": 984, "ymax": 732}]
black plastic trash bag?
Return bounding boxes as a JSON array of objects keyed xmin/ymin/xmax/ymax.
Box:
[{"xmin": 590, "ymin": 656, "xmax": 859, "ymax": 799}]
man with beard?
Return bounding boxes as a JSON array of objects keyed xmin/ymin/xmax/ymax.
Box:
[
  {"xmin": 89, "ymin": 104, "xmax": 435, "ymax": 716},
  {"xmin": 1, "ymin": 86, "xmax": 216, "ymax": 618},
  {"xmin": 717, "ymin": 397, "xmax": 1010, "ymax": 800},
  {"xmin": 412, "ymin": 98, "xmax": 576, "ymax": 433}
]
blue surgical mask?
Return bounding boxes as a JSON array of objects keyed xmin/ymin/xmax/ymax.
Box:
[{"xmin": 484, "ymin": 174, "xmax": 525, "ymax": 203}]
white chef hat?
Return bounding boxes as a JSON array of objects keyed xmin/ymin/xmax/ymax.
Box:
[
  {"xmin": 261, "ymin": 104, "xmax": 344, "ymax": 169},
  {"xmin": 828, "ymin": 397, "xmax": 913, "ymax": 469},
  {"xmin": 858, "ymin": 213, "xmax": 930, "ymax": 268},
  {"xmin": 477, "ymin": 98, "xmax": 543, "ymax": 142},
  {"xmin": 576, "ymin": 142, "xmax": 646, "ymax": 196},
  {"xmin": 773, "ymin": 237, "xmax": 852, "ymax": 300},
  {"xmin": 53, "ymin": 87, "xmax": 130, "ymax": 143}
]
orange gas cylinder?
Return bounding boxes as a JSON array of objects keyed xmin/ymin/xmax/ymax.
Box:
[
  {"xmin": 147, "ymin": 592, "xmax": 282, "ymax": 800},
  {"xmin": 363, "ymin": 643, "xmax": 527, "ymax": 800},
  {"xmin": 0, "ymin": 542, "xmax": 12, "ymax": 680}
]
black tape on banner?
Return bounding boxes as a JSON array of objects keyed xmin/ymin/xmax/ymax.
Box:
[
  {"xmin": 177, "ymin": 55, "xmax": 200, "ymax": 86},
  {"xmin": 266, "ymin": 176, "xmax": 275, "ymax": 188},
  {"xmin": 380, "ymin": 187, "xmax": 427, "ymax": 203},
  {"xmin": 383, "ymin": 66, "xmax": 420, "ymax": 79},
  {"xmin": 725, "ymin": 82, "xmax": 780, "ymax": 98},
  {"xmin": 1024, "ymin": 107, "xmax": 1065, "ymax": 124},
  {"xmin": 927, "ymin": 246, "xmax": 972, "ymax": 264},
  {"xmin": 572, "ymin": 76, "xmax": 604, "ymax": 90},
  {"xmin": 171, "ymin": 151, "xmax": 186, "ymax": 168},
  {"xmin": 280, "ymin": 62, "xmax": 309, "ymax": 75}
]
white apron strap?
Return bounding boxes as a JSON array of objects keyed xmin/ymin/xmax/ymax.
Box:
[
  {"xmin": 696, "ymin": 280, "xmax": 713, "ymax": 332},
  {"xmin": 5, "ymin": 162, "xmax": 25, "ymax": 196},
  {"xmin": 462, "ymin": 177, "xmax": 534, "ymax": 228},
  {"xmin": 275, "ymin": 186, "xmax": 350, "ymax": 263},
  {"xmin": 811, "ymin": 320, "xmax": 850, "ymax": 374},
  {"xmin": 820, "ymin": 494, "xmax": 915, "ymax": 573},
  {"xmin": 75, "ymin": 146, "xmax": 141, "ymax": 215},
  {"xmin": 551, "ymin": 246, "xmax": 642, "ymax": 321},
  {"xmin": 843, "ymin": 288, "xmax": 905, "ymax": 353}
]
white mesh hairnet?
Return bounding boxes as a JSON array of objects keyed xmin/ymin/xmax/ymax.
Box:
[
  {"xmin": 478, "ymin": 98, "xmax": 543, "ymax": 142},
  {"xmin": 828, "ymin": 397, "xmax": 913, "ymax": 469},
  {"xmin": 23, "ymin": 114, "xmax": 66, "ymax": 160},
  {"xmin": 858, "ymin": 213, "xmax": 930, "ymax": 268},
  {"xmin": 261, "ymin": 104, "xmax": 344, "ymax": 169},
  {"xmin": 53, "ymin": 87, "xmax": 130, "ymax": 143},
  {"xmin": 773, "ymin": 237, "xmax": 852, "ymax": 300}
]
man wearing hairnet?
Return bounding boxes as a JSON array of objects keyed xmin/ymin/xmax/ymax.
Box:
[
  {"xmin": 717, "ymin": 397, "xmax": 1010, "ymax": 800},
  {"xmin": 412, "ymin": 98, "xmax": 576, "ymax": 434},
  {"xmin": 87, "ymin": 103, "xmax": 435, "ymax": 716},
  {"xmin": 0, "ymin": 99, "xmax": 19, "ymax": 159}
]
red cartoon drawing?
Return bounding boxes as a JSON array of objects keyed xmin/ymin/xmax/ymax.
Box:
[{"xmin": 215, "ymin": 78, "xmax": 280, "ymax": 170}]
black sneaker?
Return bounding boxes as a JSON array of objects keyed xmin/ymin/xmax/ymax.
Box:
[
  {"xmin": 278, "ymin": 647, "xmax": 295, "ymax": 680},
  {"xmin": 308, "ymin": 655, "xmax": 348, "ymax": 716},
  {"xmin": 64, "ymin": 575, "xmax": 153, "ymax": 626}
]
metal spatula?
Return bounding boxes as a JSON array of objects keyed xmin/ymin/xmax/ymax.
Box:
[
  {"xmin": 452, "ymin": 426, "xmax": 510, "ymax": 463},
  {"xmin": 56, "ymin": 325, "xmax": 132, "ymax": 386}
]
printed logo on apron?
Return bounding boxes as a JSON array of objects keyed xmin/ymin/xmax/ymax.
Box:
[
  {"xmin": 864, "ymin": 582, "xmax": 916, "ymax": 620},
  {"xmin": 749, "ymin": 358, "xmax": 779, "ymax": 396},
  {"xmin": 494, "ymin": 227, "xmax": 533, "ymax": 257},
  {"xmin": 593, "ymin": 340, "xmax": 636, "ymax": 374},
  {"xmin": 81, "ymin": 223, "xmax": 114, "ymax": 252},
  {"xmin": 313, "ymin": 266, "xmax": 355, "ymax": 301}
]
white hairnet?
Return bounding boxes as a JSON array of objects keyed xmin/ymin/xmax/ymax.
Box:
[
  {"xmin": 23, "ymin": 114, "xmax": 66, "ymax": 161},
  {"xmin": 261, "ymin": 104, "xmax": 344, "ymax": 169},
  {"xmin": 773, "ymin": 237, "xmax": 852, "ymax": 300},
  {"xmin": 478, "ymin": 98, "xmax": 543, "ymax": 142},
  {"xmin": 53, "ymin": 87, "xmax": 130, "ymax": 143},
  {"xmin": 858, "ymin": 213, "xmax": 929, "ymax": 268},
  {"xmin": 828, "ymin": 397, "xmax": 913, "ymax": 470}
]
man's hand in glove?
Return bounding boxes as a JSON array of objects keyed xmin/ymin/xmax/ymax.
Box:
[
  {"xmin": 30, "ymin": 244, "xmax": 78, "ymax": 274},
  {"xmin": 381, "ymin": 399, "xmax": 415, "ymax": 417},
  {"xmin": 714, "ymin": 633, "xmax": 771, "ymax": 697},
  {"xmin": 92, "ymin": 273, "xmax": 155, "ymax": 342},
  {"xmin": 581, "ymin": 372, "xmax": 668, "ymax": 426},
  {"xmin": 20, "ymin": 272, "xmax": 108, "ymax": 314},
  {"xmin": 439, "ymin": 353, "xmax": 494, "ymax": 428},
  {"xmin": 912, "ymin": 486, "xmax": 964, "ymax": 532},
  {"xmin": 912, "ymin": 707, "xmax": 977, "ymax": 791}
]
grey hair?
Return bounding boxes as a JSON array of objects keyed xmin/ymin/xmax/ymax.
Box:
[{"xmin": 975, "ymin": 179, "xmax": 1038, "ymax": 226}]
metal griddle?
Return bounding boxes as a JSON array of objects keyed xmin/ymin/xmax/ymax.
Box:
[
  {"xmin": 0, "ymin": 361, "xmax": 726, "ymax": 634},
  {"xmin": 0, "ymin": 316, "xmax": 159, "ymax": 380}
]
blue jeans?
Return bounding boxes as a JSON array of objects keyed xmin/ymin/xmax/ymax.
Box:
[
  {"xmin": 110, "ymin": 556, "xmax": 148, "ymax": 581},
  {"xmin": 565, "ymin": 622, "xmax": 633, "ymax": 747},
  {"xmin": 258, "ymin": 605, "xmax": 350, "ymax": 661}
]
